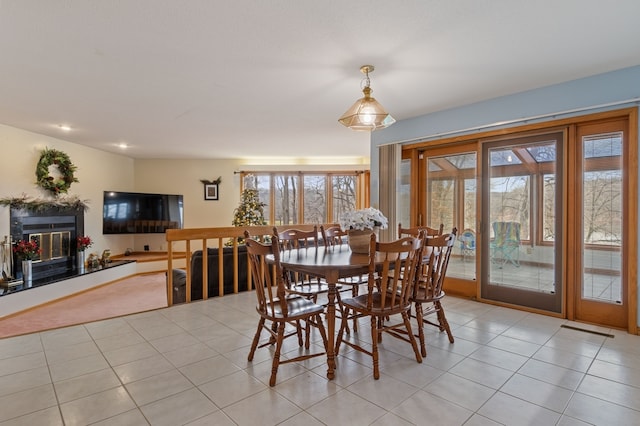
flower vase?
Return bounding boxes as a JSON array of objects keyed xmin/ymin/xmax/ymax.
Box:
[
  {"xmin": 77, "ymin": 251, "xmax": 85, "ymax": 272},
  {"xmin": 22, "ymin": 259, "xmax": 32, "ymax": 284},
  {"xmin": 348, "ymin": 229, "xmax": 375, "ymax": 254}
]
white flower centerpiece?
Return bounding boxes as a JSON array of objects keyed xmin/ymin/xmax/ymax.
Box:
[{"xmin": 339, "ymin": 207, "xmax": 388, "ymax": 253}]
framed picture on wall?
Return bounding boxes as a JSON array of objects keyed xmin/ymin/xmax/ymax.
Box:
[{"xmin": 204, "ymin": 183, "xmax": 218, "ymax": 200}]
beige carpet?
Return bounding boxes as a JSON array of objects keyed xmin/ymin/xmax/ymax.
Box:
[{"xmin": 0, "ymin": 272, "xmax": 168, "ymax": 339}]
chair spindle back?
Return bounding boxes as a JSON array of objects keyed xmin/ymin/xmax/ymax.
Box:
[{"xmin": 367, "ymin": 233, "xmax": 424, "ymax": 311}]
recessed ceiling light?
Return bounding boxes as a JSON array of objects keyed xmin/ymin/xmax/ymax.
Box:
[
  {"xmin": 58, "ymin": 124, "xmax": 72, "ymax": 131},
  {"xmin": 117, "ymin": 143, "xmax": 128, "ymax": 149}
]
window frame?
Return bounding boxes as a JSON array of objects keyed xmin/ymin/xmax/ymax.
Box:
[{"xmin": 239, "ymin": 171, "xmax": 368, "ymax": 226}]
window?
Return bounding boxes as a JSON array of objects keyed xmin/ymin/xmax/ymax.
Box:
[
  {"xmin": 304, "ymin": 175, "xmax": 326, "ymax": 224},
  {"xmin": 241, "ymin": 171, "xmax": 366, "ymax": 225},
  {"xmin": 332, "ymin": 175, "xmax": 358, "ymax": 221},
  {"xmin": 274, "ymin": 175, "xmax": 300, "ymax": 225}
]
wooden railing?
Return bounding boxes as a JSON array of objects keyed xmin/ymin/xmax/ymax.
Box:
[{"xmin": 165, "ymin": 224, "xmax": 335, "ymax": 306}]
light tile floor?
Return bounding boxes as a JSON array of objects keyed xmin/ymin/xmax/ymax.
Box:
[
  {"xmin": 1, "ymin": 291, "xmax": 639, "ymax": 425},
  {"xmin": 448, "ymin": 256, "xmax": 621, "ymax": 304}
]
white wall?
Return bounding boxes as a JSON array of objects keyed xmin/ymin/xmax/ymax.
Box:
[
  {"xmin": 0, "ymin": 124, "xmax": 136, "ymax": 256},
  {"xmin": 133, "ymin": 159, "xmax": 370, "ymax": 251},
  {"xmin": 0, "ymin": 125, "xmax": 370, "ymax": 257},
  {"xmin": 132, "ymin": 158, "xmax": 241, "ymax": 252}
]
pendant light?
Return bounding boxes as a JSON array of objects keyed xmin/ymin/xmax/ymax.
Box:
[{"xmin": 338, "ymin": 65, "xmax": 395, "ymax": 131}]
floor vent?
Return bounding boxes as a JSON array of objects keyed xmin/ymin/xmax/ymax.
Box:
[{"xmin": 560, "ymin": 324, "xmax": 614, "ymax": 338}]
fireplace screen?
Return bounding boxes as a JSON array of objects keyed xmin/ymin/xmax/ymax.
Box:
[{"xmin": 28, "ymin": 232, "xmax": 71, "ymax": 262}]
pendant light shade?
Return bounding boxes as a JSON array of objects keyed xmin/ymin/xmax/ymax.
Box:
[{"xmin": 338, "ymin": 65, "xmax": 395, "ymax": 131}]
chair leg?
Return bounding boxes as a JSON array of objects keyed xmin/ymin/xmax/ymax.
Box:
[
  {"xmin": 351, "ymin": 285, "xmax": 359, "ymax": 333},
  {"xmin": 303, "ymin": 295, "xmax": 319, "ymax": 348},
  {"xmin": 335, "ymin": 306, "xmax": 350, "ymax": 355},
  {"xmin": 248, "ymin": 317, "xmax": 265, "ymax": 361},
  {"xmin": 314, "ymin": 313, "xmax": 329, "ymax": 352},
  {"xmin": 270, "ymin": 322, "xmax": 286, "ymax": 387},
  {"xmin": 295, "ymin": 320, "xmax": 303, "ymax": 347},
  {"xmin": 270, "ymin": 321, "xmax": 279, "ymax": 345},
  {"xmin": 414, "ymin": 302, "xmax": 426, "ymax": 357},
  {"xmin": 435, "ymin": 301, "xmax": 455, "ymax": 343},
  {"xmin": 340, "ymin": 301, "xmax": 351, "ymax": 335},
  {"xmin": 371, "ymin": 315, "xmax": 380, "ymax": 380},
  {"xmin": 402, "ymin": 310, "xmax": 423, "ymax": 364},
  {"xmin": 305, "ymin": 319, "xmax": 312, "ymax": 349}
]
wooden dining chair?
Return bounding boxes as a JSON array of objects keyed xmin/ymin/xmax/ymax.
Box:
[
  {"xmin": 321, "ymin": 225, "xmax": 369, "ymax": 292},
  {"xmin": 398, "ymin": 223, "xmax": 444, "ymax": 238},
  {"xmin": 398, "ymin": 223, "xmax": 444, "ymax": 277},
  {"xmin": 411, "ymin": 228, "xmax": 457, "ymax": 357},
  {"xmin": 244, "ymin": 232, "xmax": 328, "ymax": 386},
  {"xmin": 320, "ymin": 225, "xmax": 348, "ymax": 248},
  {"xmin": 276, "ymin": 226, "xmax": 341, "ymax": 347},
  {"xmin": 275, "ymin": 226, "xmax": 339, "ymax": 303},
  {"xmin": 336, "ymin": 233, "xmax": 424, "ymax": 379}
]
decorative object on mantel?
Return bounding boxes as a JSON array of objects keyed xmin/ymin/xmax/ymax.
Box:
[
  {"xmin": 13, "ymin": 238, "xmax": 41, "ymax": 283},
  {"xmin": 0, "ymin": 194, "xmax": 89, "ymax": 212},
  {"xmin": 13, "ymin": 238, "xmax": 41, "ymax": 261},
  {"xmin": 201, "ymin": 177, "xmax": 222, "ymax": 201},
  {"xmin": 0, "ymin": 236, "xmax": 16, "ymax": 286},
  {"xmin": 87, "ymin": 253, "xmax": 100, "ymax": 269},
  {"xmin": 36, "ymin": 148, "xmax": 79, "ymax": 195},
  {"xmin": 21, "ymin": 260, "xmax": 33, "ymax": 285},
  {"xmin": 76, "ymin": 251, "xmax": 85, "ymax": 272},
  {"xmin": 77, "ymin": 235, "xmax": 93, "ymax": 251},
  {"xmin": 339, "ymin": 207, "xmax": 389, "ymax": 253},
  {"xmin": 100, "ymin": 249, "xmax": 111, "ymax": 267},
  {"xmin": 77, "ymin": 235, "xmax": 93, "ymax": 272}
]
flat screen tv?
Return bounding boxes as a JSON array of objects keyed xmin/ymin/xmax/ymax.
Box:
[{"xmin": 103, "ymin": 191, "xmax": 184, "ymax": 234}]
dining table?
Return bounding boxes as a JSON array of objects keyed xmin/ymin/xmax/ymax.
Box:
[{"xmin": 266, "ymin": 244, "xmax": 371, "ymax": 380}]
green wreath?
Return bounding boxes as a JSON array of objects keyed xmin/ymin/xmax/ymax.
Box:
[{"xmin": 35, "ymin": 148, "xmax": 79, "ymax": 195}]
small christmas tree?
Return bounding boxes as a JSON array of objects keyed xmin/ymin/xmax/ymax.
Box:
[
  {"xmin": 230, "ymin": 177, "xmax": 267, "ymax": 244},
  {"xmin": 232, "ymin": 188, "xmax": 267, "ymax": 228}
]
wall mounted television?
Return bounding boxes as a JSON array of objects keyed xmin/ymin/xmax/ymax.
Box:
[{"xmin": 103, "ymin": 191, "xmax": 184, "ymax": 234}]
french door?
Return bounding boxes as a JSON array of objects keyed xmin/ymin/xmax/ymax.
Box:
[
  {"xmin": 413, "ymin": 109, "xmax": 636, "ymax": 330},
  {"xmin": 480, "ymin": 132, "xmax": 564, "ymax": 313},
  {"xmin": 570, "ymin": 119, "xmax": 631, "ymax": 328}
]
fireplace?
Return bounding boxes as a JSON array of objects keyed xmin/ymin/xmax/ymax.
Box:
[{"xmin": 10, "ymin": 207, "xmax": 84, "ymax": 282}]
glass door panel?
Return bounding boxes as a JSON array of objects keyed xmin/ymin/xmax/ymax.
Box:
[
  {"xmin": 582, "ymin": 134, "xmax": 623, "ymax": 303},
  {"xmin": 574, "ymin": 121, "xmax": 628, "ymax": 328},
  {"xmin": 481, "ymin": 132, "xmax": 563, "ymax": 313},
  {"xmin": 398, "ymin": 159, "xmax": 411, "ymax": 228},
  {"xmin": 425, "ymin": 152, "xmax": 477, "ymax": 281}
]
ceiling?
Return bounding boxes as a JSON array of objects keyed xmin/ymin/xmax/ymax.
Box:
[{"xmin": 1, "ymin": 1, "xmax": 640, "ymax": 160}]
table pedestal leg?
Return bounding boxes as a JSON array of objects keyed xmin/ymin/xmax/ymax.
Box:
[{"xmin": 325, "ymin": 280, "xmax": 337, "ymax": 379}]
